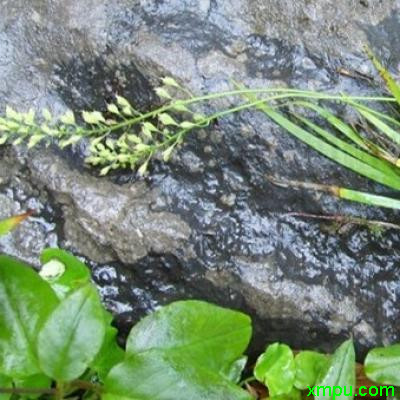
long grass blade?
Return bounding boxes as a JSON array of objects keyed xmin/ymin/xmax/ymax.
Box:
[
  {"xmin": 339, "ymin": 188, "xmax": 400, "ymax": 209},
  {"xmin": 292, "ymin": 101, "xmax": 367, "ymax": 148},
  {"xmin": 365, "ymin": 46, "xmax": 400, "ymax": 106},
  {"xmin": 267, "ymin": 174, "xmax": 400, "ymax": 210},
  {"xmin": 238, "ymin": 87, "xmax": 400, "ymax": 189},
  {"xmin": 0, "ymin": 210, "xmax": 33, "ymax": 236},
  {"xmin": 355, "ymin": 106, "xmax": 400, "ymax": 145},
  {"xmin": 248, "ymin": 96, "xmax": 400, "ymax": 189},
  {"xmin": 293, "ymin": 114, "xmax": 399, "ymax": 178}
]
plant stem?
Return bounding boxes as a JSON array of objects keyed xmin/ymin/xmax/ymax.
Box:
[
  {"xmin": 285, "ymin": 212, "xmax": 400, "ymax": 230},
  {"xmin": 0, "ymin": 387, "xmax": 56, "ymax": 395},
  {"xmin": 239, "ymin": 376, "xmax": 257, "ymax": 386},
  {"xmin": 93, "ymin": 89, "xmax": 397, "ymax": 136},
  {"xmin": 70, "ymin": 380, "xmax": 102, "ymax": 394},
  {"xmin": 56, "ymin": 381, "xmax": 64, "ymax": 400}
]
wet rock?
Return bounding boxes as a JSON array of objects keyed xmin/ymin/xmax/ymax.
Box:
[{"xmin": 1, "ymin": 0, "xmax": 400, "ymax": 357}]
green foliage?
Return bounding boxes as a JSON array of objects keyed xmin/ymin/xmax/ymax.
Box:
[
  {"xmin": 294, "ymin": 351, "xmax": 329, "ymax": 390},
  {"xmin": 0, "ymin": 255, "xmax": 59, "ymax": 378},
  {"xmin": 314, "ymin": 339, "xmax": 355, "ymax": 400},
  {"xmin": 0, "ymin": 249, "xmax": 252, "ymax": 399},
  {"xmin": 364, "ymin": 344, "xmax": 400, "ymax": 385},
  {"xmin": 1, "ymin": 248, "xmax": 400, "ymax": 399},
  {"xmin": 254, "ymin": 343, "xmax": 296, "ymax": 396},
  {"xmin": 0, "ymin": 211, "xmax": 33, "ymax": 236},
  {"xmin": 37, "ymin": 284, "xmax": 106, "ymax": 381},
  {"xmin": 2, "ymin": 51, "xmax": 400, "ymax": 212},
  {"xmin": 103, "ymin": 351, "xmax": 251, "ymax": 400},
  {"xmin": 103, "ymin": 300, "xmax": 253, "ymax": 400},
  {"xmin": 39, "ymin": 248, "xmax": 91, "ymax": 298}
]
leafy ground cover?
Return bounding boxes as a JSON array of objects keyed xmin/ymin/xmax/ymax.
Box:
[{"xmin": 0, "ymin": 215, "xmax": 400, "ymax": 399}]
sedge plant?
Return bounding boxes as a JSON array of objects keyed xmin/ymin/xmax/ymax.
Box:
[{"xmin": 1, "ymin": 50, "xmax": 400, "ymax": 209}]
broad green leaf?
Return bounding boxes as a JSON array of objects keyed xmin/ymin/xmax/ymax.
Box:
[
  {"xmin": 103, "ymin": 350, "xmax": 252, "ymax": 400},
  {"xmin": 126, "ymin": 300, "xmax": 252, "ymax": 375},
  {"xmin": 37, "ymin": 284, "xmax": 105, "ymax": 381},
  {"xmin": 254, "ymin": 343, "xmax": 295, "ymax": 396},
  {"xmin": 0, "ymin": 211, "xmax": 33, "ymax": 236},
  {"xmin": 315, "ymin": 339, "xmax": 355, "ymax": 400},
  {"xmin": 39, "ymin": 248, "xmax": 91, "ymax": 298},
  {"xmin": 221, "ymin": 356, "xmax": 248, "ymax": 383},
  {"xmin": 13, "ymin": 373, "xmax": 51, "ymax": 399},
  {"xmin": 364, "ymin": 344, "xmax": 400, "ymax": 385},
  {"xmin": 0, "ymin": 374, "xmax": 12, "ymax": 400},
  {"xmin": 0, "ymin": 256, "xmax": 59, "ymax": 378},
  {"xmin": 294, "ymin": 351, "xmax": 329, "ymax": 390}
]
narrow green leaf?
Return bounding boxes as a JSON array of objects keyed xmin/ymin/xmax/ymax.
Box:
[
  {"xmin": 339, "ymin": 188, "xmax": 400, "ymax": 209},
  {"xmin": 364, "ymin": 344, "xmax": 400, "ymax": 385},
  {"xmin": 294, "ymin": 114, "xmax": 398, "ymax": 178},
  {"xmin": 0, "ymin": 256, "xmax": 59, "ymax": 378},
  {"xmin": 365, "ymin": 47, "xmax": 400, "ymax": 106},
  {"xmin": 259, "ymin": 105, "xmax": 400, "ymax": 190},
  {"xmin": 254, "ymin": 343, "xmax": 295, "ymax": 396},
  {"xmin": 39, "ymin": 248, "xmax": 91, "ymax": 298},
  {"xmin": 294, "ymin": 101, "xmax": 367, "ymax": 148},
  {"xmin": 294, "ymin": 351, "xmax": 329, "ymax": 390},
  {"xmin": 355, "ymin": 106, "xmax": 400, "ymax": 145},
  {"xmin": 126, "ymin": 300, "xmax": 252, "ymax": 375},
  {"xmin": 315, "ymin": 339, "xmax": 355, "ymax": 400},
  {"xmin": 0, "ymin": 211, "xmax": 33, "ymax": 236},
  {"xmin": 37, "ymin": 284, "xmax": 105, "ymax": 381},
  {"xmin": 103, "ymin": 350, "xmax": 252, "ymax": 400}
]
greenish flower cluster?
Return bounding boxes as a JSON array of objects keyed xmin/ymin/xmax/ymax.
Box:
[{"xmin": 0, "ymin": 77, "xmax": 207, "ymax": 176}]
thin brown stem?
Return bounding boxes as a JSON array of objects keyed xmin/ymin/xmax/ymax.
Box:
[
  {"xmin": 285, "ymin": 211, "xmax": 400, "ymax": 231},
  {"xmin": 69, "ymin": 379, "xmax": 103, "ymax": 394},
  {"xmin": 0, "ymin": 387, "xmax": 56, "ymax": 395}
]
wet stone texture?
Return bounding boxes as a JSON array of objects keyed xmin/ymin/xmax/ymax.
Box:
[{"xmin": 1, "ymin": 0, "xmax": 400, "ymax": 356}]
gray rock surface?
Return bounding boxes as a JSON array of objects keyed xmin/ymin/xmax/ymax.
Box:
[{"xmin": 1, "ymin": 0, "xmax": 400, "ymax": 355}]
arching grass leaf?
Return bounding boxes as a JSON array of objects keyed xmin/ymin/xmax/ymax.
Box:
[{"xmin": 0, "ymin": 210, "xmax": 33, "ymax": 236}]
